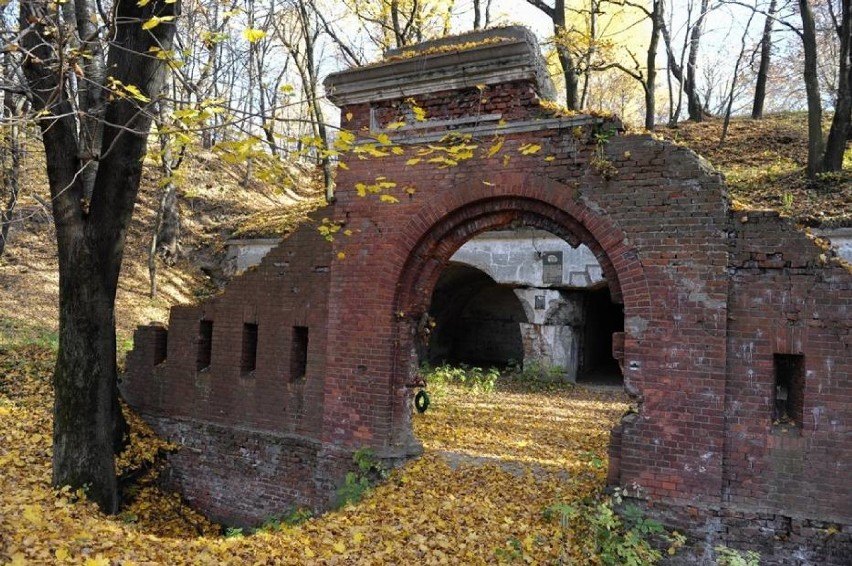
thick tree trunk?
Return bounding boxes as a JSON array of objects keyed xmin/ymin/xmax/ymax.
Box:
[
  {"xmin": 752, "ymin": 0, "xmax": 777, "ymax": 119},
  {"xmin": 800, "ymin": 0, "xmax": 825, "ymax": 178},
  {"xmin": 823, "ymin": 0, "xmax": 851, "ymax": 171},
  {"xmin": 20, "ymin": 0, "xmax": 178, "ymax": 512},
  {"xmin": 526, "ymin": 0, "xmax": 578, "ymax": 109},
  {"xmin": 53, "ymin": 258, "xmax": 125, "ymax": 512}
]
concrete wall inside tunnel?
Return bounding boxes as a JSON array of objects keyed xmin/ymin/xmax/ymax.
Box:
[{"xmin": 435, "ymin": 229, "xmax": 622, "ymax": 381}]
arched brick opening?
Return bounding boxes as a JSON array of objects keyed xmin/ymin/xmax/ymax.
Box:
[
  {"xmin": 389, "ymin": 195, "xmax": 651, "ymax": 453},
  {"xmin": 396, "ymin": 196, "xmax": 629, "ymax": 316}
]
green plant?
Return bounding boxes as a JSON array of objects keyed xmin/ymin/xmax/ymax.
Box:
[
  {"xmin": 419, "ymin": 363, "xmax": 500, "ymax": 394},
  {"xmin": 543, "ymin": 495, "xmax": 684, "ymax": 565},
  {"xmin": 504, "ymin": 360, "xmax": 569, "ymax": 387},
  {"xmin": 715, "ymin": 545, "xmax": 761, "ymax": 566},
  {"xmin": 256, "ymin": 506, "xmax": 313, "ymax": 532},
  {"xmin": 590, "ymin": 126, "xmax": 619, "ymax": 180},
  {"xmin": 336, "ymin": 447, "xmax": 387, "ymax": 507},
  {"xmin": 0, "ymin": 317, "xmax": 59, "ymax": 351},
  {"xmin": 224, "ymin": 526, "xmax": 244, "ymax": 538}
]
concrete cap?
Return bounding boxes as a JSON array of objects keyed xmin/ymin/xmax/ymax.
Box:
[{"xmin": 324, "ymin": 25, "xmax": 556, "ymax": 106}]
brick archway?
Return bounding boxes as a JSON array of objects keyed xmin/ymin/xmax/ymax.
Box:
[
  {"xmin": 388, "ymin": 194, "xmax": 651, "ymax": 455},
  {"xmin": 395, "ymin": 195, "xmax": 648, "ymax": 321}
]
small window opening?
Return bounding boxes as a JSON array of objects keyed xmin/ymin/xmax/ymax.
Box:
[
  {"xmin": 241, "ymin": 323, "xmax": 258, "ymax": 375},
  {"xmin": 197, "ymin": 320, "xmax": 213, "ymax": 371},
  {"xmin": 153, "ymin": 330, "xmax": 168, "ymax": 365},
  {"xmin": 290, "ymin": 326, "xmax": 309, "ymax": 381},
  {"xmin": 773, "ymin": 354, "xmax": 804, "ymax": 428}
]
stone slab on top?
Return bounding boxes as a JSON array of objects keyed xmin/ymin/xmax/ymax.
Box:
[{"xmin": 323, "ymin": 26, "xmax": 556, "ymax": 106}]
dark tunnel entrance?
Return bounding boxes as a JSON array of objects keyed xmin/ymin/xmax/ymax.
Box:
[
  {"xmin": 426, "ymin": 264, "xmax": 526, "ymax": 367},
  {"xmin": 422, "ymin": 229, "xmax": 624, "ymax": 384}
]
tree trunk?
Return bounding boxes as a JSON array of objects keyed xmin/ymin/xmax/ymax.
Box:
[
  {"xmin": 61, "ymin": 0, "xmax": 106, "ymax": 199},
  {"xmin": 20, "ymin": 0, "xmax": 178, "ymax": 512},
  {"xmin": 823, "ymin": 0, "xmax": 851, "ymax": 171},
  {"xmin": 580, "ymin": 0, "xmax": 597, "ymax": 109},
  {"xmin": 150, "ymin": 91, "xmax": 182, "ymax": 299},
  {"xmin": 800, "ymin": 0, "xmax": 825, "ymax": 178},
  {"xmin": 54, "ymin": 260, "xmax": 125, "ymax": 512},
  {"xmin": 297, "ymin": 0, "xmax": 334, "ymax": 200},
  {"xmin": 686, "ymin": 0, "xmax": 710, "ymax": 121},
  {"xmin": 752, "ymin": 0, "xmax": 777, "ymax": 119},
  {"xmin": 645, "ymin": 0, "xmax": 662, "ymax": 130},
  {"xmin": 555, "ymin": 0, "xmax": 579, "ymax": 109},
  {"xmin": 660, "ymin": 3, "xmax": 690, "ymax": 124},
  {"xmin": 721, "ymin": 10, "xmax": 756, "ymax": 145},
  {"xmin": 0, "ymin": 49, "xmax": 23, "ymax": 258},
  {"xmin": 526, "ymin": 0, "xmax": 578, "ymax": 109}
]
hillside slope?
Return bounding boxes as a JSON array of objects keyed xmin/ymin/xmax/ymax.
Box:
[
  {"xmin": 658, "ymin": 113, "xmax": 851, "ymax": 227},
  {"xmin": 0, "ymin": 145, "xmax": 317, "ymax": 346}
]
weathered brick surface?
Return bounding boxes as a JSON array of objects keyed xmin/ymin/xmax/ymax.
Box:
[{"xmin": 123, "ymin": 35, "xmax": 850, "ymax": 561}]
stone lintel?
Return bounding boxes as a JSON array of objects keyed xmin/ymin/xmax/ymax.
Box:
[{"xmin": 324, "ymin": 26, "xmax": 556, "ymax": 106}]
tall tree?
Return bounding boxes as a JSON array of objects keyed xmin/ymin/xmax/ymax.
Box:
[
  {"xmin": 277, "ymin": 0, "xmax": 334, "ymax": 199},
  {"xmin": 609, "ymin": 0, "xmax": 664, "ymax": 130},
  {"xmin": 473, "ymin": 0, "xmax": 493, "ymax": 29},
  {"xmin": 19, "ymin": 0, "xmax": 179, "ymax": 512},
  {"xmin": 1, "ymin": 7, "xmax": 25, "ymax": 258},
  {"xmin": 823, "ymin": 0, "xmax": 851, "ymax": 170},
  {"xmin": 799, "ymin": 0, "xmax": 826, "ymax": 176},
  {"xmin": 721, "ymin": 8, "xmax": 757, "ymax": 143},
  {"xmin": 752, "ymin": 0, "xmax": 778, "ymax": 118},
  {"xmin": 661, "ymin": 0, "xmax": 714, "ymax": 121},
  {"xmin": 527, "ymin": 0, "xmax": 580, "ymax": 108}
]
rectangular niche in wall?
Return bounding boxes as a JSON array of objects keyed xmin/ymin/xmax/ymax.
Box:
[
  {"xmin": 241, "ymin": 323, "xmax": 258, "ymax": 375},
  {"xmin": 773, "ymin": 354, "xmax": 804, "ymax": 428},
  {"xmin": 153, "ymin": 329, "xmax": 168, "ymax": 365},
  {"xmin": 197, "ymin": 320, "xmax": 213, "ymax": 371},
  {"xmin": 290, "ymin": 326, "xmax": 309, "ymax": 382}
]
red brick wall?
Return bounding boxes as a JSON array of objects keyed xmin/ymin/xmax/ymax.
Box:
[
  {"xmin": 724, "ymin": 211, "xmax": 851, "ymax": 522},
  {"xmin": 122, "ymin": 219, "xmax": 340, "ymax": 519}
]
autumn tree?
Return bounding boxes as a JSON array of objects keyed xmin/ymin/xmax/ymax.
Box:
[
  {"xmin": 822, "ymin": 0, "xmax": 851, "ymax": 170},
  {"xmin": 752, "ymin": 0, "xmax": 779, "ymax": 118},
  {"xmin": 276, "ymin": 0, "xmax": 334, "ymax": 199},
  {"xmin": 661, "ymin": 0, "xmax": 715, "ymax": 121},
  {"xmin": 473, "ymin": 0, "xmax": 493, "ymax": 29},
  {"xmin": 527, "ymin": 0, "xmax": 580, "ymax": 109},
  {"xmin": 605, "ymin": 0, "xmax": 664, "ymax": 130},
  {"xmin": 796, "ymin": 0, "xmax": 850, "ymax": 176},
  {"xmin": 341, "ymin": 0, "xmax": 456, "ymax": 51},
  {"xmin": 19, "ymin": 0, "xmax": 179, "ymax": 512}
]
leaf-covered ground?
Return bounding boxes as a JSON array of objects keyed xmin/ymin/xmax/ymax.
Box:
[{"xmin": 0, "ymin": 346, "xmax": 629, "ymax": 565}]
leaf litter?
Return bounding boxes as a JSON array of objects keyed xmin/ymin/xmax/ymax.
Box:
[{"xmin": 0, "ymin": 346, "xmax": 630, "ymax": 564}]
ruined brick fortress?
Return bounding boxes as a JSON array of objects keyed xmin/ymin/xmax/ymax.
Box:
[{"xmin": 123, "ymin": 27, "xmax": 850, "ymax": 563}]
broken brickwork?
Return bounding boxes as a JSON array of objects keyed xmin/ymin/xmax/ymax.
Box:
[{"xmin": 122, "ymin": 27, "xmax": 850, "ymax": 561}]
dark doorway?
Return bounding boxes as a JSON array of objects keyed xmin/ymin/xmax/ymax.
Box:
[
  {"xmin": 426, "ymin": 264, "xmax": 526, "ymax": 367},
  {"xmin": 578, "ymin": 287, "xmax": 623, "ymax": 384}
]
